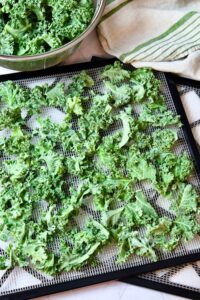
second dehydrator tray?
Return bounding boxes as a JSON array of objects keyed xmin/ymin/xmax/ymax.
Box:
[
  {"xmin": 0, "ymin": 59, "xmax": 199, "ymax": 300},
  {"xmin": 121, "ymin": 75, "xmax": 200, "ymax": 300}
]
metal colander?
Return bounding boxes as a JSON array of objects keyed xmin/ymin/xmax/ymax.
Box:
[{"xmin": 0, "ymin": 0, "xmax": 106, "ymax": 71}]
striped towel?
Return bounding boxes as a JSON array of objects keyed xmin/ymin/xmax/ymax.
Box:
[
  {"xmin": 180, "ymin": 90, "xmax": 200, "ymax": 147},
  {"xmin": 98, "ymin": 0, "xmax": 200, "ymax": 80}
]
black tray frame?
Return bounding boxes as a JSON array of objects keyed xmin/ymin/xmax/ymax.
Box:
[
  {"xmin": 121, "ymin": 276, "xmax": 200, "ymax": 300},
  {"xmin": 0, "ymin": 59, "xmax": 199, "ymax": 300}
]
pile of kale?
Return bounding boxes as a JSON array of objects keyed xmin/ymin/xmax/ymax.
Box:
[
  {"xmin": 0, "ymin": 0, "xmax": 94, "ymax": 55},
  {"xmin": 0, "ymin": 62, "xmax": 199, "ymax": 275}
]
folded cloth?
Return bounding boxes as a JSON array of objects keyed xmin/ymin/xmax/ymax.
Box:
[
  {"xmin": 98, "ymin": 0, "xmax": 200, "ymax": 80},
  {"xmin": 180, "ymin": 90, "xmax": 200, "ymax": 147}
]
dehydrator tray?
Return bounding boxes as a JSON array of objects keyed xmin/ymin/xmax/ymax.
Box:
[
  {"xmin": 0, "ymin": 59, "xmax": 199, "ymax": 300},
  {"xmin": 121, "ymin": 75, "xmax": 200, "ymax": 300}
]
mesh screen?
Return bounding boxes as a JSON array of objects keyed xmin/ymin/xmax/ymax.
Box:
[
  {"xmin": 0, "ymin": 66, "xmax": 200, "ymax": 298},
  {"xmin": 130, "ymin": 83, "xmax": 200, "ymax": 295}
]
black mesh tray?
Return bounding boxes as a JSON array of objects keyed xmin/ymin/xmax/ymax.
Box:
[
  {"xmin": 121, "ymin": 75, "xmax": 200, "ymax": 300},
  {"xmin": 0, "ymin": 59, "xmax": 200, "ymax": 300}
]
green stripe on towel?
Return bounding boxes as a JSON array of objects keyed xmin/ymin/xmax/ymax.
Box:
[
  {"xmin": 154, "ymin": 28, "xmax": 200, "ymax": 61},
  {"xmin": 130, "ymin": 14, "xmax": 200, "ymax": 61},
  {"xmin": 106, "ymin": 0, "xmax": 117, "ymax": 4},
  {"xmin": 120, "ymin": 11, "xmax": 197, "ymax": 61},
  {"xmin": 100, "ymin": 0, "xmax": 134, "ymax": 23}
]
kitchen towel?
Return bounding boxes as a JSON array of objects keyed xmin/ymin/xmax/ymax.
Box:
[
  {"xmin": 180, "ymin": 89, "xmax": 200, "ymax": 147},
  {"xmin": 98, "ymin": 0, "xmax": 200, "ymax": 80}
]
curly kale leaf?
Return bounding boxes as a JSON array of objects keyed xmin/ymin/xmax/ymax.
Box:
[
  {"xmin": 131, "ymin": 83, "xmax": 145, "ymax": 102},
  {"xmin": 114, "ymin": 226, "xmax": 157, "ymax": 263},
  {"xmin": 174, "ymin": 152, "xmax": 193, "ymax": 181},
  {"xmin": 33, "ymin": 117, "xmax": 61, "ymax": 148},
  {"xmin": 127, "ymin": 146, "xmax": 156, "ymax": 182},
  {"xmin": 0, "ymin": 107, "xmax": 25, "ymax": 129},
  {"xmin": 65, "ymin": 96, "xmax": 83, "ymax": 117},
  {"xmin": 123, "ymin": 190, "xmax": 158, "ymax": 226},
  {"xmin": 171, "ymin": 214, "xmax": 200, "ymax": 242},
  {"xmin": 118, "ymin": 107, "xmax": 138, "ymax": 148},
  {"xmin": 3, "ymin": 157, "xmax": 30, "ymax": 183},
  {"xmin": 171, "ymin": 184, "xmax": 199, "ymax": 215},
  {"xmin": 94, "ymin": 179, "xmax": 133, "ymax": 212},
  {"xmin": 153, "ymin": 152, "xmax": 193, "ymax": 196},
  {"xmin": 151, "ymin": 129, "xmax": 178, "ymax": 154},
  {"xmin": 101, "ymin": 61, "xmax": 130, "ymax": 83},
  {"xmin": 101, "ymin": 207, "xmax": 124, "ymax": 228},
  {"xmin": 0, "ymin": 256, "xmax": 8, "ymax": 270},
  {"xmin": 97, "ymin": 132, "xmax": 126, "ymax": 177},
  {"xmin": 75, "ymin": 94, "xmax": 113, "ymax": 158},
  {"xmin": 0, "ymin": 81, "xmax": 28, "ymax": 109},
  {"xmin": 105, "ymin": 81, "xmax": 132, "ymax": 107},
  {"xmin": 0, "ymin": 32, "xmax": 14, "ymax": 55},
  {"xmin": 131, "ymin": 68, "xmax": 163, "ymax": 103},
  {"xmin": 67, "ymin": 71, "xmax": 94, "ymax": 96},
  {"xmin": 0, "ymin": 126, "xmax": 31, "ymax": 154},
  {"xmin": 58, "ymin": 220, "xmax": 109, "ymax": 272},
  {"xmin": 139, "ymin": 103, "xmax": 181, "ymax": 127},
  {"xmin": 45, "ymin": 82, "xmax": 66, "ymax": 107},
  {"xmin": 146, "ymin": 217, "xmax": 174, "ymax": 251}
]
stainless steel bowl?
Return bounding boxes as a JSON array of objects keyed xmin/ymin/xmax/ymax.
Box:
[{"xmin": 0, "ymin": 0, "xmax": 106, "ymax": 71}]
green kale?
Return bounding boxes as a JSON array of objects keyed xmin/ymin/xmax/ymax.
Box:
[
  {"xmin": 0, "ymin": 32, "xmax": 14, "ymax": 55},
  {"xmin": 101, "ymin": 61, "xmax": 130, "ymax": 83},
  {"xmin": 74, "ymin": 93, "xmax": 114, "ymax": 158},
  {"xmin": 28, "ymin": 85, "xmax": 47, "ymax": 113},
  {"xmin": 94, "ymin": 179, "xmax": 133, "ymax": 212},
  {"xmin": 97, "ymin": 132, "xmax": 126, "ymax": 177},
  {"xmin": 101, "ymin": 207, "xmax": 124, "ymax": 228},
  {"xmin": 119, "ymin": 110, "xmax": 132, "ymax": 148},
  {"xmin": 45, "ymin": 82, "xmax": 66, "ymax": 107},
  {"xmin": 152, "ymin": 129, "xmax": 178, "ymax": 152},
  {"xmin": 0, "ymin": 126, "xmax": 31, "ymax": 154},
  {"xmin": 0, "ymin": 81, "xmax": 28, "ymax": 109},
  {"xmin": 65, "ymin": 96, "xmax": 83, "ymax": 117},
  {"xmin": 153, "ymin": 152, "xmax": 193, "ymax": 196},
  {"xmin": 0, "ymin": 62, "xmax": 198, "ymax": 275},
  {"xmin": 0, "ymin": 107, "xmax": 25, "ymax": 129},
  {"xmin": 58, "ymin": 220, "xmax": 109, "ymax": 272},
  {"xmin": 33, "ymin": 117, "xmax": 61, "ymax": 149},
  {"xmin": 139, "ymin": 103, "xmax": 181, "ymax": 127},
  {"xmin": 105, "ymin": 81, "xmax": 132, "ymax": 107},
  {"xmin": 171, "ymin": 183, "xmax": 199, "ymax": 214},
  {"xmin": 127, "ymin": 146, "xmax": 156, "ymax": 183},
  {"xmin": 145, "ymin": 217, "xmax": 175, "ymax": 251},
  {"xmin": 178, "ymin": 184, "xmax": 198, "ymax": 214},
  {"xmin": 131, "ymin": 82, "xmax": 145, "ymax": 102},
  {"xmin": 131, "ymin": 68, "xmax": 163, "ymax": 103},
  {"xmin": 114, "ymin": 226, "xmax": 157, "ymax": 263},
  {"xmin": 3, "ymin": 157, "xmax": 30, "ymax": 183},
  {"xmin": 0, "ymin": 256, "xmax": 8, "ymax": 270},
  {"xmin": 123, "ymin": 190, "xmax": 158, "ymax": 226},
  {"xmin": 0, "ymin": 0, "xmax": 94, "ymax": 55},
  {"xmin": 174, "ymin": 152, "xmax": 193, "ymax": 181},
  {"xmin": 171, "ymin": 214, "xmax": 200, "ymax": 242},
  {"xmin": 67, "ymin": 71, "xmax": 94, "ymax": 96},
  {"xmin": 118, "ymin": 107, "xmax": 138, "ymax": 148}
]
